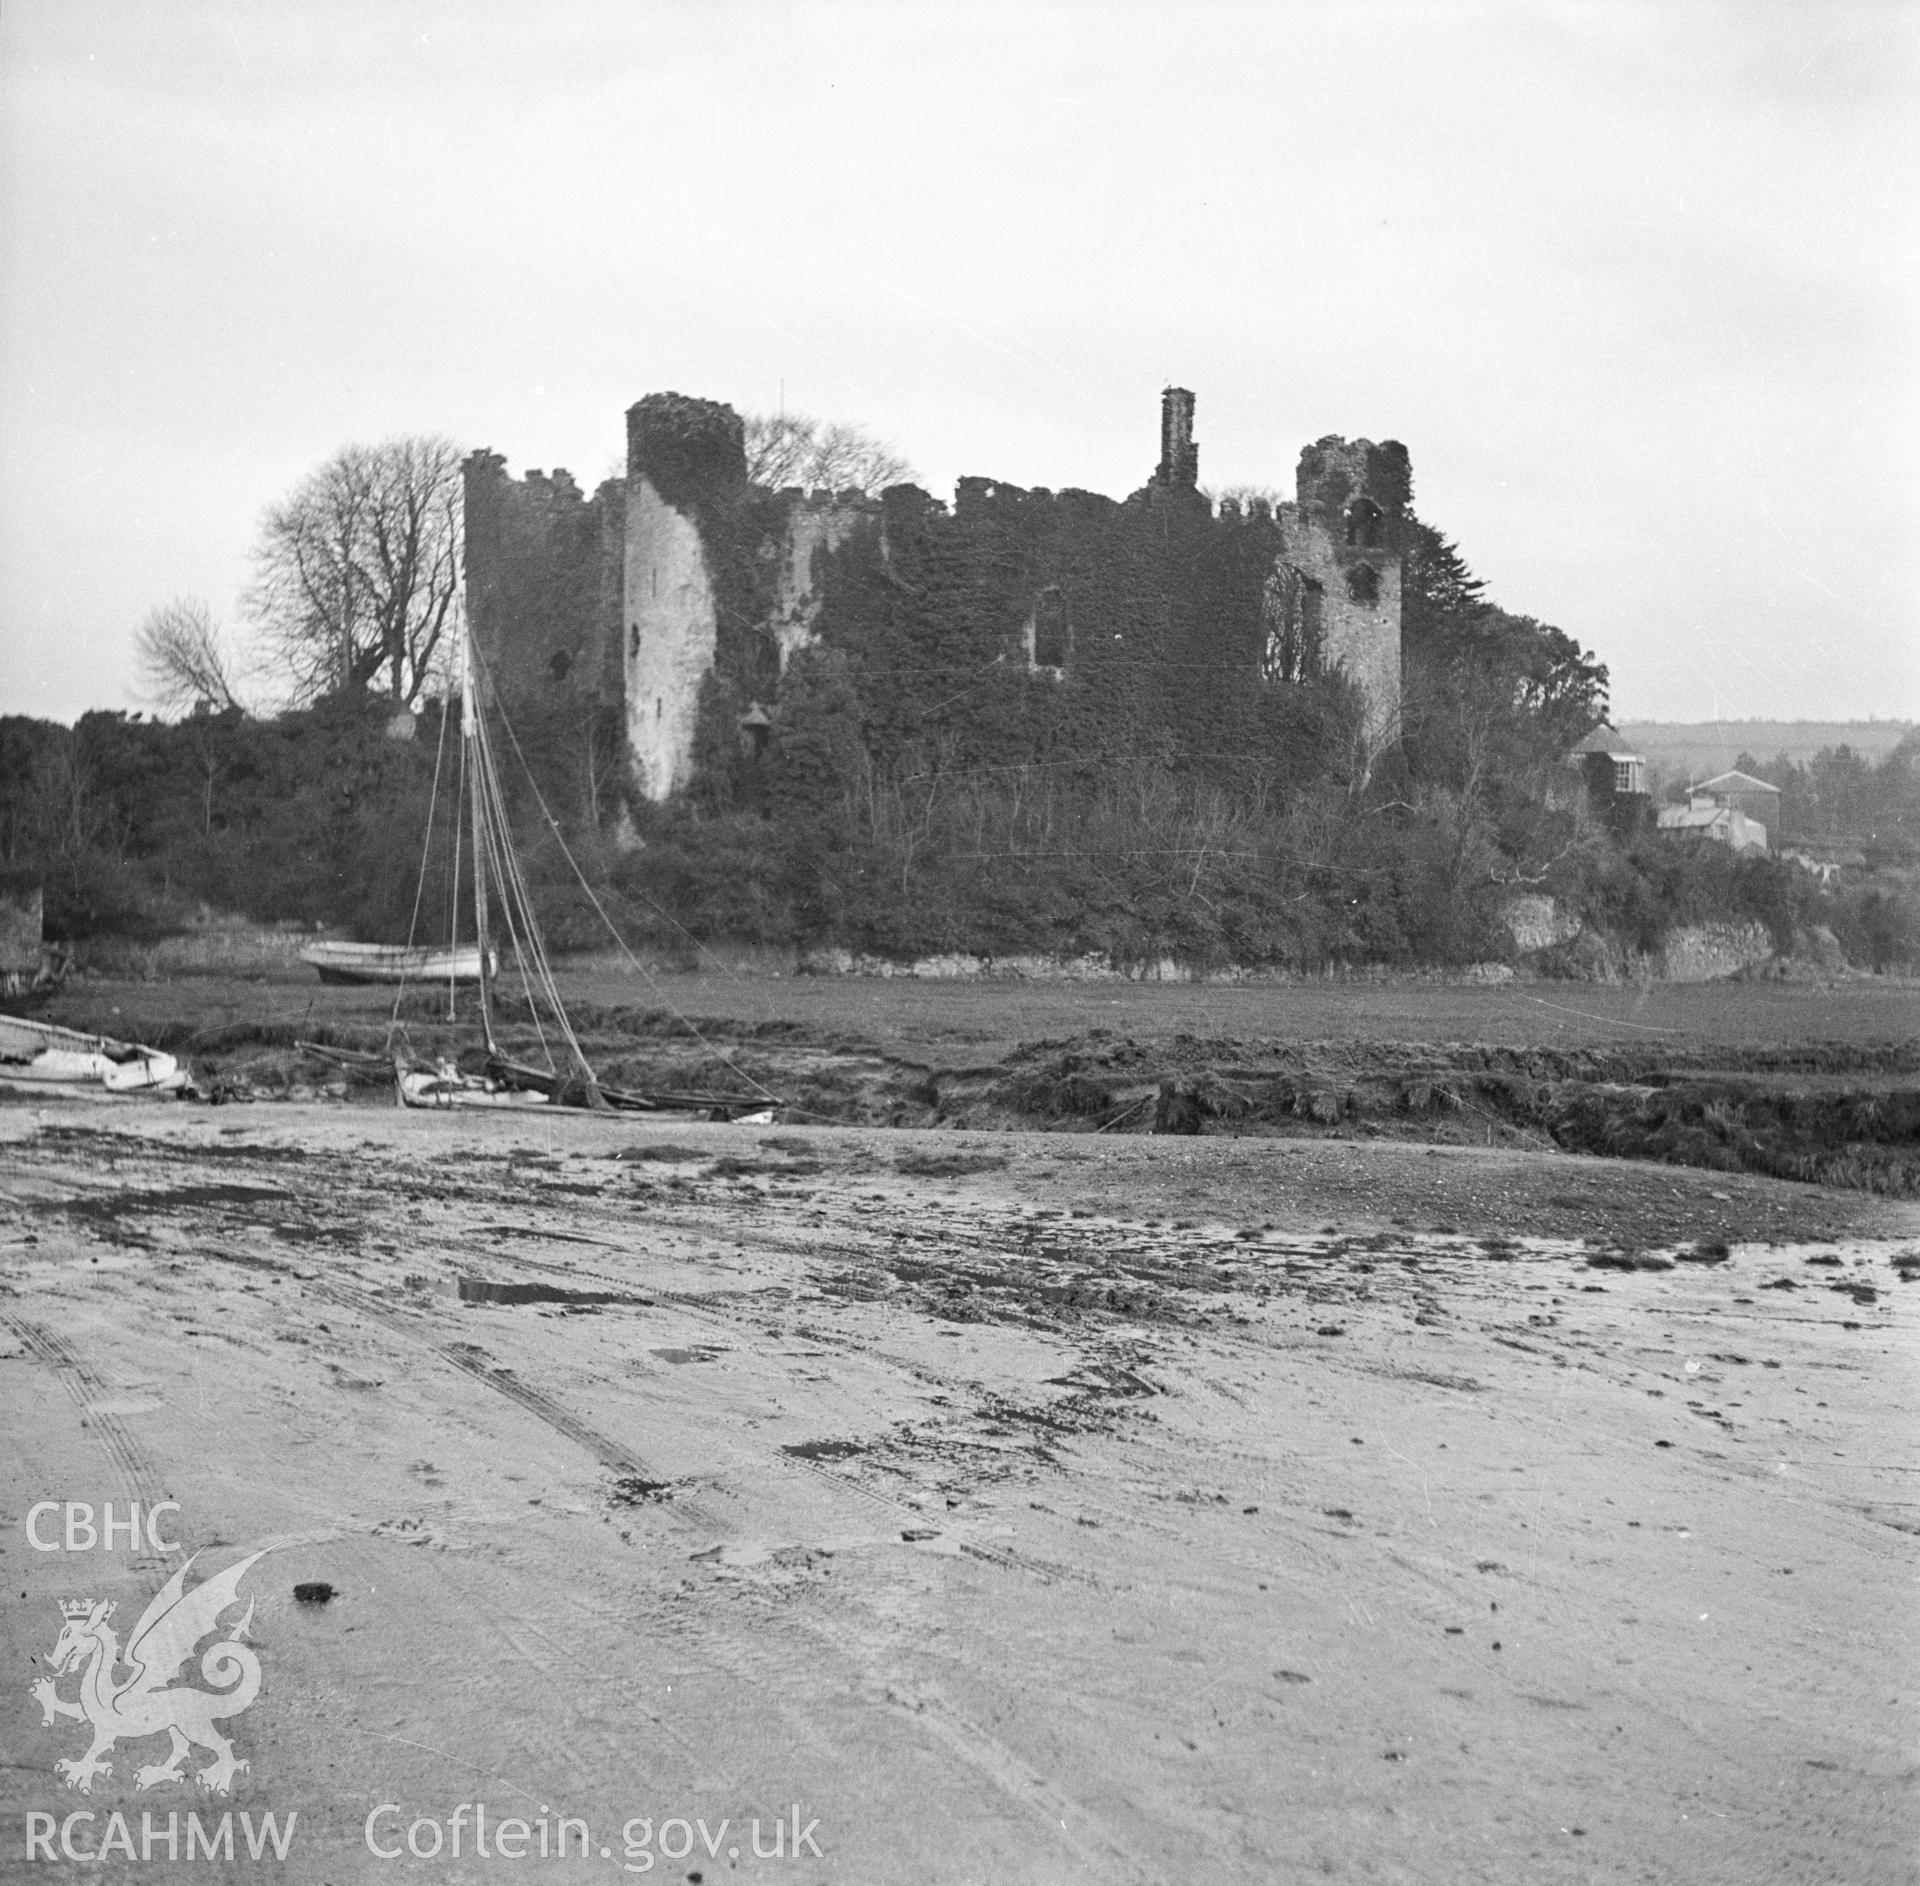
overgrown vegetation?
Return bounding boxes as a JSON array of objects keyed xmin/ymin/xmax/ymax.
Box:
[
  {"xmin": 11, "ymin": 434, "xmax": 1915, "ymax": 974},
  {"xmin": 1, "ymin": 680, "xmax": 1909, "ymax": 970}
]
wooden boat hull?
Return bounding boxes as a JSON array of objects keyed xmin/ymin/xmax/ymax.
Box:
[
  {"xmin": 398, "ymin": 1068, "xmax": 550, "ymax": 1109},
  {"xmin": 301, "ymin": 942, "xmax": 492, "ymax": 986},
  {"xmin": 0, "ymin": 1015, "xmax": 187, "ymax": 1095}
]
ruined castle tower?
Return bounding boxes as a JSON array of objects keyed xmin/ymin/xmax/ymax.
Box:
[
  {"xmin": 623, "ymin": 394, "xmax": 743, "ymax": 801},
  {"xmin": 620, "ymin": 393, "xmax": 876, "ymax": 803},
  {"xmin": 1272, "ymin": 435, "xmax": 1409, "ymax": 758}
]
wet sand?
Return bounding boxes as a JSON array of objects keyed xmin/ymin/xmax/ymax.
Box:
[{"xmin": 4, "ymin": 1101, "xmax": 1916, "ymax": 1882}]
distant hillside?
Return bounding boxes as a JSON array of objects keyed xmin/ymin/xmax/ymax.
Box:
[{"xmin": 1618, "ymin": 721, "xmax": 1915, "ymax": 787}]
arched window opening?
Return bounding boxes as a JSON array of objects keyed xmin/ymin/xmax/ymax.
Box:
[{"xmin": 1344, "ymin": 497, "xmax": 1384, "ymax": 550}]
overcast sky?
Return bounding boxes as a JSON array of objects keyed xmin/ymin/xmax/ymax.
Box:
[{"xmin": 1, "ymin": 0, "xmax": 1913, "ymax": 726}]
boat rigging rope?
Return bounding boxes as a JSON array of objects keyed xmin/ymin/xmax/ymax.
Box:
[
  {"xmin": 445, "ymin": 707, "xmax": 468, "ymax": 1022},
  {"xmin": 469, "ymin": 681, "xmax": 596, "ymax": 1086},
  {"xmin": 388, "ymin": 690, "xmax": 453, "ymax": 1040},
  {"xmin": 474, "ymin": 744, "xmax": 554, "ymax": 1072},
  {"xmin": 466, "ymin": 640, "xmax": 780, "ymax": 1107}
]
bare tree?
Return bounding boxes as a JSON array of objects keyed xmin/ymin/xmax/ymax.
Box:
[
  {"xmin": 247, "ymin": 434, "xmax": 463, "ymax": 707},
  {"xmin": 743, "ymin": 412, "xmax": 914, "ymax": 496},
  {"xmin": 134, "ymin": 596, "xmax": 246, "ymax": 715}
]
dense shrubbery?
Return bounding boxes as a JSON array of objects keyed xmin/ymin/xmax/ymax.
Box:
[
  {"xmin": 0, "ymin": 700, "xmax": 459, "ymax": 942},
  {"xmin": 6, "ymin": 493, "xmax": 1914, "ymax": 973},
  {"xmin": 3, "ymin": 690, "xmax": 1912, "ymax": 972}
]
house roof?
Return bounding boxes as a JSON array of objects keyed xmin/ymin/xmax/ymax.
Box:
[
  {"xmin": 1695, "ymin": 769, "xmax": 1780, "ymax": 796},
  {"xmin": 1570, "ymin": 725, "xmax": 1642, "ymax": 760}
]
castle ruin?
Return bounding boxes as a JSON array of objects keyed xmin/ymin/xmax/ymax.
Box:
[{"xmin": 462, "ymin": 389, "xmax": 1407, "ymax": 802}]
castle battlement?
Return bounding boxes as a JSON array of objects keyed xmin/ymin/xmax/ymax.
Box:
[{"xmin": 466, "ymin": 388, "xmax": 1406, "ymax": 802}]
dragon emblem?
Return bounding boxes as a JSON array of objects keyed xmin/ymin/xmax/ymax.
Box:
[{"xmin": 30, "ymin": 1551, "xmax": 266, "ymax": 1795}]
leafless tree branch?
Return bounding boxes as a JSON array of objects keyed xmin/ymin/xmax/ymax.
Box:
[
  {"xmin": 743, "ymin": 411, "xmax": 914, "ymax": 497},
  {"xmin": 245, "ymin": 434, "xmax": 464, "ymax": 707},
  {"xmin": 134, "ymin": 597, "xmax": 246, "ymax": 715}
]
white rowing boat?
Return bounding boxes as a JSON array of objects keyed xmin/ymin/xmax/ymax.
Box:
[
  {"xmin": 398, "ymin": 1061, "xmax": 550, "ymax": 1109},
  {"xmin": 299, "ymin": 941, "xmax": 493, "ymax": 986},
  {"xmin": 0, "ymin": 1014, "xmax": 188, "ymax": 1095}
]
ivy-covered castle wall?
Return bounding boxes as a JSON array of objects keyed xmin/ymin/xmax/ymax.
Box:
[
  {"xmin": 463, "ymin": 389, "xmax": 1408, "ymax": 806},
  {"xmin": 461, "ymin": 454, "xmax": 624, "ymax": 711}
]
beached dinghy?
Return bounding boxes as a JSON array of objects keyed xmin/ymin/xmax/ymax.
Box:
[
  {"xmin": 300, "ymin": 940, "xmax": 493, "ymax": 986},
  {"xmin": 397, "ymin": 1057, "xmax": 550, "ymax": 1109},
  {"xmin": 0, "ymin": 1014, "xmax": 188, "ymax": 1095}
]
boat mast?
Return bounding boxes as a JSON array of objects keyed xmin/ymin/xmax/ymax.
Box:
[{"xmin": 460, "ymin": 625, "xmax": 496, "ymax": 1054}]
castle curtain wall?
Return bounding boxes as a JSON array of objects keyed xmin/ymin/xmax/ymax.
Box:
[{"xmin": 462, "ymin": 394, "xmax": 1407, "ymax": 806}]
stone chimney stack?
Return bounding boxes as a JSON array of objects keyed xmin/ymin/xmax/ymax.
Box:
[{"xmin": 1156, "ymin": 387, "xmax": 1198, "ymax": 490}]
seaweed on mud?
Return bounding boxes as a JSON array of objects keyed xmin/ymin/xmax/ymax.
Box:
[
  {"xmin": 1585, "ymin": 1250, "xmax": 1675, "ymax": 1272},
  {"xmin": 41, "ymin": 1183, "xmax": 290, "ymax": 1252},
  {"xmin": 271, "ymin": 1220, "xmax": 364, "ymax": 1249},
  {"xmin": 894, "ymin": 1149, "xmax": 1010, "ymax": 1178},
  {"xmin": 937, "ymin": 1038, "xmax": 1920, "ymax": 1197},
  {"xmin": 1539, "ymin": 1081, "xmax": 1920, "ymax": 1196},
  {"xmin": 34, "ymin": 1123, "xmax": 313, "ymax": 1164},
  {"xmin": 707, "ymin": 1154, "xmax": 823, "ymax": 1179},
  {"xmin": 609, "ymin": 1476, "xmax": 675, "ymax": 1503},
  {"xmin": 977, "ymin": 1395, "xmax": 1090, "ymax": 1438},
  {"xmin": 997, "ymin": 1061, "xmax": 1117, "ymax": 1121},
  {"xmin": 1677, "ymin": 1239, "xmax": 1732, "ymax": 1263},
  {"xmin": 457, "ymin": 1277, "xmax": 627, "ymax": 1308},
  {"xmin": 79, "ymin": 1181, "xmax": 287, "ymax": 1212},
  {"xmin": 781, "ymin": 1438, "xmax": 866, "ymax": 1462}
]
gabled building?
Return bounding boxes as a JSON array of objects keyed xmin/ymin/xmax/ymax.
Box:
[
  {"xmin": 1657, "ymin": 801, "xmax": 1770, "ymax": 854},
  {"xmin": 1569, "ymin": 724, "xmax": 1648, "ymax": 800},
  {"xmin": 1656, "ymin": 768, "xmax": 1780, "ymax": 855},
  {"xmin": 1567, "ymin": 725, "xmax": 1651, "ymax": 834},
  {"xmin": 1689, "ymin": 769, "xmax": 1781, "ymax": 837}
]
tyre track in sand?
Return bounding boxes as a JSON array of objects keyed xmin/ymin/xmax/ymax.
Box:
[
  {"xmin": 3, "ymin": 1124, "xmax": 1158, "ymax": 1875},
  {"xmin": 391, "ymin": 1216, "xmax": 1108, "ymax": 1588},
  {"xmin": 297, "ymin": 1242, "xmax": 1134, "ymax": 1869},
  {"xmin": 297, "ymin": 1275, "xmax": 678, "ymax": 1486},
  {"xmin": 19, "ymin": 1126, "xmax": 1092, "ymax": 1591},
  {"xmin": 2, "ymin": 1311, "xmax": 176, "ymax": 1574},
  {"xmin": 304, "ymin": 1263, "xmax": 1091, "ymax": 1585}
]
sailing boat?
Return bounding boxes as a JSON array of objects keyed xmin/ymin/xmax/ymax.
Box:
[
  {"xmin": 0, "ymin": 1013, "xmax": 188, "ymax": 1096},
  {"xmin": 385, "ymin": 628, "xmax": 775, "ymax": 1122}
]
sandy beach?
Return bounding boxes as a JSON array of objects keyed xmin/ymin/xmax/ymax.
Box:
[{"xmin": 5, "ymin": 1095, "xmax": 1915, "ymax": 1882}]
